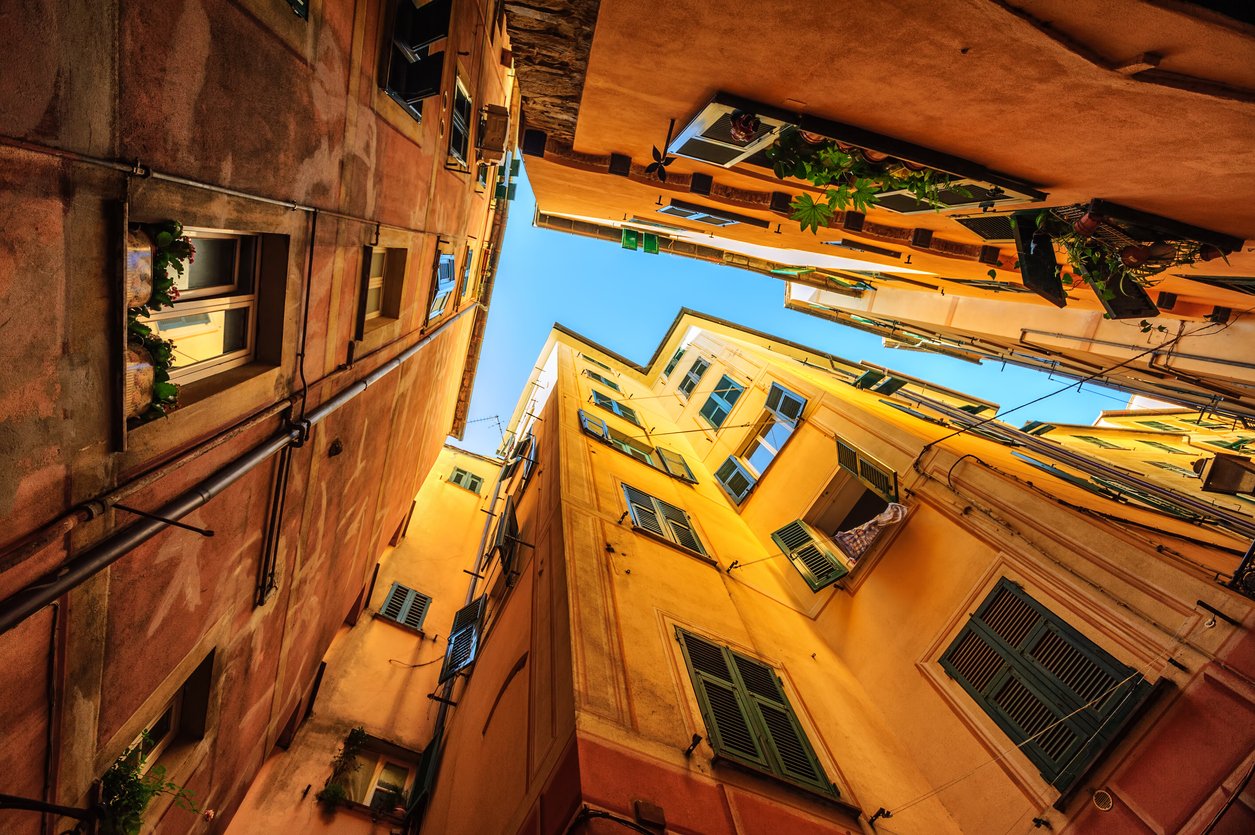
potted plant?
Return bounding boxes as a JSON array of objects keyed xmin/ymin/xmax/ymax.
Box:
[
  {"xmin": 98, "ymin": 739, "xmax": 199, "ymax": 835},
  {"xmin": 125, "ymin": 221, "xmax": 193, "ymax": 423},
  {"xmin": 765, "ymin": 127, "xmax": 962, "ymax": 232},
  {"xmin": 316, "ymin": 727, "xmax": 368, "ymax": 811}
]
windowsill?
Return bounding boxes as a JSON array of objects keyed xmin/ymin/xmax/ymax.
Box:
[
  {"xmin": 371, "ymin": 612, "xmax": 427, "ymax": 637},
  {"xmin": 125, "ymin": 363, "xmax": 281, "ymax": 466},
  {"xmin": 446, "ymin": 157, "xmax": 470, "ymax": 174},
  {"xmin": 358, "ymin": 315, "xmax": 403, "ymax": 357},
  {"xmin": 139, "ymin": 737, "xmax": 210, "ymax": 828},
  {"xmin": 627, "ymin": 524, "xmax": 718, "ymax": 567},
  {"xmin": 340, "ymin": 800, "xmax": 406, "ymax": 825},
  {"xmin": 710, "ymin": 755, "xmax": 862, "ymax": 819}
]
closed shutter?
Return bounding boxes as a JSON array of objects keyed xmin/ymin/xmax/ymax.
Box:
[
  {"xmin": 439, "ymin": 596, "xmax": 487, "ymax": 682},
  {"xmin": 941, "ymin": 580, "xmax": 1153, "ymax": 793},
  {"xmin": 715, "ymin": 457, "xmax": 755, "ymax": 504},
  {"xmin": 623, "ymin": 485, "xmax": 665, "ymax": 537},
  {"xmin": 677, "ymin": 630, "xmax": 770, "ymax": 769},
  {"xmin": 765, "ymin": 383, "xmax": 806, "ymax": 423},
  {"xmin": 771, "ymin": 521, "xmax": 848, "ymax": 591},
  {"xmin": 657, "ymin": 499, "xmax": 705, "ymax": 555},
  {"xmin": 836, "ymin": 438, "xmax": 898, "ymax": 501},
  {"xmin": 380, "ymin": 583, "xmax": 432, "ymax": 631},
  {"xmin": 677, "ymin": 629, "xmax": 836, "ymax": 796}
]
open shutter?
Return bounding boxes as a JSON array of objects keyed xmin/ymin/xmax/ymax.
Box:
[
  {"xmin": 393, "ymin": 0, "xmax": 453, "ymax": 58},
  {"xmin": 579, "ymin": 410, "xmax": 610, "ymax": 440},
  {"xmin": 715, "ymin": 457, "xmax": 755, "ymax": 503},
  {"xmin": 730, "ymin": 652, "xmax": 832, "ymax": 793},
  {"xmin": 765, "ymin": 383, "xmax": 806, "ymax": 423},
  {"xmin": 622, "ymin": 484, "xmax": 665, "ymax": 537},
  {"xmin": 771, "ymin": 521, "xmax": 848, "ymax": 591},
  {"xmin": 836, "ymin": 438, "xmax": 898, "ymax": 501},
  {"xmin": 656, "ymin": 499, "xmax": 705, "ymax": 555},
  {"xmin": 657, "ymin": 447, "xmax": 697, "ymax": 482},
  {"xmin": 677, "ymin": 630, "xmax": 770, "ymax": 769},
  {"xmin": 489, "ymin": 496, "xmax": 520, "ymax": 577},
  {"xmin": 439, "ymin": 596, "xmax": 486, "ymax": 682}
]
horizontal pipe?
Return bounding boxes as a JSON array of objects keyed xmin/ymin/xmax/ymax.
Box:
[
  {"xmin": 0, "ymin": 307, "xmax": 474, "ymax": 637},
  {"xmin": 1021, "ymin": 328, "xmax": 1255, "ymax": 372},
  {"xmin": 904, "ymin": 390, "xmax": 1255, "ymax": 540}
]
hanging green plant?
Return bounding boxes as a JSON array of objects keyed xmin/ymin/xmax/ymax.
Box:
[
  {"xmin": 316, "ymin": 727, "xmax": 368, "ymax": 810},
  {"xmin": 127, "ymin": 220, "xmax": 194, "ymax": 422},
  {"xmin": 98, "ymin": 738, "xmax": 199, "ymax": 835},
  {"xmin": 765, "ymin": 128, "xmax": 962, "ymax": 232}
]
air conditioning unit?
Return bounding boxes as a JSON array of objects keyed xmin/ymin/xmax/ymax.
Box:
[
  {"xmin": 476, "ymin": 104, "xmax": 510, "ymax": 163},
  {"xmin": 668, "ymin": 94, "xmax": 794, "ymax": 168},
  {"xmin": 1199, "ymin": 453, "xmax": 1255, "ymax": 495}
]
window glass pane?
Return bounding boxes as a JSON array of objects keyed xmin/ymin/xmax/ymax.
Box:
[
  {"xmin": 370, "ymin": 249, "xmax": 386, "ymax": 278},
  {"xmin": 346, "ymin": 752, "xmax": 378, "ymax": 803},
  {"xmin": 179, "ymin": 237, "xmax": 239, "ymax": 292},
  {"xmin": 376, "ymin": 762, "xmax": 408, "ymax": 796},
  {"xmin": 366, "ymin": 286, "xmax": 383, "ymax": 316},
  {"xmin": 744, "ymin": 439, "xmax": 775, "ymax": 476},
  {"xmin": 161, "ymin": 307, "xmax": 251, "ymax": 370}
]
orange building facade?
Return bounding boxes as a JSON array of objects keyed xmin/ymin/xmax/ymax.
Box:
[
  {"xmin": 410, "ymin": 311, "xmax": 1255, "ymax": 834},
  {"xmin": 509, "ymin": 0, "xmax": 1255, "ymax": 419},
  {"xmin": 0, "ymin": 0, "xmax": 517, "ymax": 832}
]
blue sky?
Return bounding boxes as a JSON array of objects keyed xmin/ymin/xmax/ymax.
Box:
[{"xmin": 455, "ymin": 168, "xmax": 1128, "ymax": 457}]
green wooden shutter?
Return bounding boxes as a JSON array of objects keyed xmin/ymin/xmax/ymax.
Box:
[
  {"xmin": 489, "ymin": 496, "xmax": 520, "ymax": 577},
  {"xmin": 836, "ymin": 438, "xmax": 898, "ymax": 502},
  {"xmin": 439, "ymin": 596, "xmax": 487, "ymax": 682},
  {"xmin": 700, "ymin": 376, "xmax": 743, "ymax": 427},
  {"xmin": 656, "ymin": 447, "xmax": 697, "ymax": 482},
  {"xmin": 771, "ymin": 521, "xmax": 847, "ymax": 591},
  {"xmin": 715, "ymin": 457, "xmax": 755, "ymax": 504},
  {"xmin": 656, "ymin": 499, "xmax": 705, "ymax": 554},
  {"xmin": 941, "ymin": 580, "xmax": 1153, "ymax": 794},
  {"xmin": 765, "ymin": 383, "xmax": 806, "ymax": 423},
  {"xmin": 401, "ymin": 591, "xmax": 431, "ymax": 630},
  {"xmin": 664, "ymin": 348, "xmax": 686, "ymax": 376},
  {"xmin": 678, "ymin": 358, "xmax": 709, "ymax": 397},
  {"xmin": 380, "ymin": 582, "xmax": 411, "ymax": 621},
  {"xmin": 579, "ymin": 410, "xmax": 610, "ymax": 440},
  {"xmin": 729, "ymin": 652, "xmax": 831, "ymax": 792},
  {"xmin": 623, "ymin": 484, "xmax": 665, "ymax": 537},
  {"xmin": 676, "ymin": 630, "xmax": 771, "ymax": 769}
]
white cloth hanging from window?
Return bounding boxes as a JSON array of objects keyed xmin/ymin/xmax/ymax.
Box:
[{"xmin": 833, "ymin": 502, "xmax": 908, "ymax": 562}]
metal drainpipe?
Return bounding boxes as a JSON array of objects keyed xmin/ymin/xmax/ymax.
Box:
[
  {"xmin": 902, "ymin": 390, "xmax": 1255, "ymax": 541},
  {"xmin": 0, "ymin": 305, "xmax": 476, "ymax": 637}
]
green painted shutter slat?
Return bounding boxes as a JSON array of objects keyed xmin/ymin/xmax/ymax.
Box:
[
  {"xmin": 677, "ymin": 631, "xmax": 770, "ymax": 769},
  {"xmin": 771, "ymin": 520, "xmax": 847, "ymax": 591},
  {"xmin": 715, "ymin": 456, "xmax": 755, "ymax": 504},
  {"xmin": 440, "ymin": 596, "xmax": 486, "ymax": 682},
  {"xmin": 400, "ymin": 591, "xmax": 431, "ymax": 630},
  {"xmin": 942, "ymin": 579, "xmax": 1153, "ymax": 794},
  {"xmin": 656, "ymin": 499, "xmax": 705, "ymax": 555},
  {"xmin": 765, "ymin": 383, "xmax": 806, "ymax": 423},
  {"xmin": 657, "ymin": 448, "xmax": 696, "ymax": 482},
  {"xmin": 664, "ymin": 348, "xmax": 686, "ymax": 376},
  {"xmin": 380, "ymin": 582, "xmax": 409, "ymax": 621},
  {"xmin": 623, "ymin": 484, "xmax": 665, "ymax": 537},
  {"xmin": 836, "ymin": 438, "xmax": 898, "ymax": 502}
]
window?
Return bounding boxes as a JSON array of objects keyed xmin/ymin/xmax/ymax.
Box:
[
  {"xmin": 622, "ymin": 484, "xmax": 706, "ymax": 555},
  {"xmin": 677, "ymin": 357, "xmax": 709, "ymax": 399},
  {"xmin": 699, "ymin": 375, "xmax": 744, "ymax": 428},
  {"xmin": 439, "ymin": 596, "xmax": 486, "ymax": 681},
  {"xmin": 1139, "ymin": 439, "xmax": 1189, "ymax": 455},
  {"xmin": 1182, "ymin": 417, "xmax": 1230, "ymax": 429},
  {"xmin": 657, "ymin": 199, "xmax": 770, "ymax": 229},
  {"xmin": 715, "ymin": 383, "xmax": 807, "ymax": 504},
  {"xmin": 1073, "ymin": 435, "xmax": 1129, "ymax": 450},
  {"xmin": 676, "ymin": 629, "xmax": 835, "ymax": 797},
  {"xmin": 382, "ymin": 0, "xmax": 453, "ymax": 123},
  {"xmin": 591, "ymin": 390, "xmax": 641, "ymax": 426},
  {"xmin": 579, "ymin": 411, "xmax": 695, "ymax": 482},
  {"xmin": 355, "ymin": 247, "xmax": 406, "ymax": 338},
  {"xmin": 427, "ymin": 251, "xmax": 456, "ymax": 319},
  {"xmin": 1205, "ymin": 437, "xmax": 1255, "ymax": 451},
  {"xmin": 1135, "ymin": 420, "xmax": 1180, "ymax": 432},
  {"xmin": 460, "ymin": 246, "xmax": 474, "ymax": 299},
  {"xmin": 141, "ymin": 229, "xmax": 259, "ymax": 385},
  {"xmin": 583, "ymin": 369, "xmax": 621, "ymax": 392},
  {"xmin": 941, "ymin": 579, "xmax": 1153, "ymax": 797},
  {"xmin": 580, "ymin": 353, "xmax": 612, "ymax": 371},
  {"xmin": 286, "ymin": 0, "xmax": 309, "ymax": 20},
  {"xmin": 449, "ymin": 77, "xmax": 473, "ymax": 166},
  {"xmin": 123, "ymin": 652, "xmax": 214, "ymax": 774},
  {"xmin": 378, "ymin": 582, "xmax": 432, "ymax": 630},
  {"xmin": 663, "ymin": 348, "xmax": 686, "ymax": 376},
  {"xmin": 476, "ymin": 162, "xmax": 492, "ymax": 189},
  {"xmin": 337, "ymin": 734, "xmax": 419, "ymax": 815},
  {"xmin": 1149, "ymin": 461, "xmax": 1197, "ymax": 477},
  {"xmin": 448, "ymin": 467, "xmax": 483, "ymax": 493}
]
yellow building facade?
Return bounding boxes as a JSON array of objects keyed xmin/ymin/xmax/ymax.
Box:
[{"xmin": 409, "ymin": 311, "xmax": 1255, "ymax": 834}]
